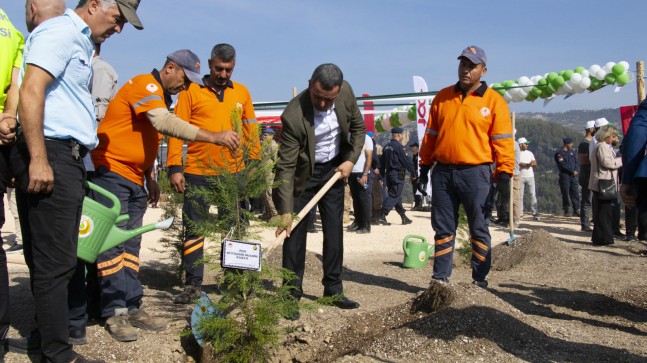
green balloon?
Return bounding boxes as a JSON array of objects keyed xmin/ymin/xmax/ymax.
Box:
[
  {"xmin": 407, "ymin": 106, "xmax": 416, "ymax": 121},
  {"xmin": 492, "ymin": 83, "xmax": 502, "ymax": 91},
  {"xmin": 546, "ymin": 72, "xmax": 558, "ymax": 82},
  {"xmin": 589, "ymin": 78, "xmax": 603, "ymax": 91},
  {"xmin": 604, "ymin": 73, "xmax": 617, "ymax": 85},
  {"xmin": 538, "ymin": 78, "xmax": 547, "ymax": 86},
  {"xmin": 502, "ymin": 80, "xmax": 514, "ymax": 90},
  {"xmin": 616, "ymin": 73, "xmax": 629, "ymax": 86},
  {"xmin": 562, "ymin": 70, "xmax": 573, "ymax": 81},
  {"xmin": 574, "ymin": 66, "xmax": 586, "ymax": 74},
  {"xmin": 531, "ymin": 86, "xmax": 542, "ymax": 97},
  {"xmin": 546, "ymin": 83, "xmax": 556, "ymax": 94},
  {"xmin": 612, "ymin": 63, "xmax": 626, "ymax": 76},
  {"xmin": 552, "ymin": 76, "xmax": 565, "ymax": 88},
  {"xmin": 525, "ymin": 93, "xmax": 538, "ymax": 102},
  {"xmin": 389, "ymin": 112, "xmax": 401, "ymax": 126}
]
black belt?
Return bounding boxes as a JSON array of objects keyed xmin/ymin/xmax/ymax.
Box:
[{"xmin": 315, "ymin": 154, "xmax": 341, "ymax": 167}]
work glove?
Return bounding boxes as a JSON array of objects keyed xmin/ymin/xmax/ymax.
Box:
[{"xmin": 419, "ymin": 164, "xmax": 431, "ymax": 188}]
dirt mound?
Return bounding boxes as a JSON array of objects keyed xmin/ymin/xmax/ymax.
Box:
[
  {"xmin": 491, "ymin": 228, "xmax": 577, "ymax": 271},
  {"xmin": 410, "ymin": 280, "xmax": 456, "ymax": 314},
  {"xmin": 290, "ymin": 282, "xmax": 534, "ymax": 362}
]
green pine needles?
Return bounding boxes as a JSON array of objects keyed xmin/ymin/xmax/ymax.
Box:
[{"xmin": 161, "ymin": 109, "xmax": 299, "ymax": 362}]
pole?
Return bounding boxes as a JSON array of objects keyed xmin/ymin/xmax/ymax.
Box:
[
  {"xmin": 507, "ymin": 112, "xmax": 517, "ymax": 245},
  {"xmin": 637, "ymin": 61, "xmax": 645, "ymax": 103},
  {"xmin": 292, "ymin": 87, "xmax": 297, "ymax": 98}
]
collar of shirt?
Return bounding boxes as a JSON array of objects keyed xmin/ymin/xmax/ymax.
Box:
[
  {"xmin": 151, "ymin": 69, "xmax": 173, "ymax": 109},
  {"xmin": 202, "ymin": 76, "xmax": 234, "ymax": 102},
  {"xmin": 454, "ymin": 81, "xmax": 488, "ymax": 97},
  {"xmin": 66, "ymin": 8, "xmax": 92, "ymax": 41}
]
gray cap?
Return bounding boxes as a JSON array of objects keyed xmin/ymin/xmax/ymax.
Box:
[
  {"xmin": 458, "ymin": 45, "xmax": 487, "ymax": 65},
  {"xmin": 391, "ymin": 127, "xmax": 403, "ymax": 134},
  {"xmin": 167, "ymin": 49, "xmax": 202, "ymax": 85},
  {"xmin": 116, "ymin": 0, "xmax": 143, "ymax": 30}
]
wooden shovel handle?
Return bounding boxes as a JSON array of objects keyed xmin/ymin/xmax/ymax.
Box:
[{"xmin": 264, "ymin": 171, "xmax": 343, "ymax": 254}]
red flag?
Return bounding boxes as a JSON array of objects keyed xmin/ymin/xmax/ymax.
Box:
[
  {"xmin": 620, "ymin": 105, "xmax": 639, "ymax": 136},
  {"xmin": 362, "ymin": 93, "xmax": 374, "ymax": 133}
]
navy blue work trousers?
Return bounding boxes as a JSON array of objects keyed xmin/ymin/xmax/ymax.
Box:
[
  {"xmin": 88, "ymin": 167, "xmax": 147, "ymax": 318},
  {"xmin": 431, "ymin": 164, "xmax": 493, "ymax": 282},
  {"xmin": 181, "ymin": 173, "xmax": 210, "ymax": 287}
]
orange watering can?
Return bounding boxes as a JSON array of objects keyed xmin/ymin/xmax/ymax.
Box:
[{"xmin": 77, "ymin": 181, "xmax": 174, "ymax": 263}]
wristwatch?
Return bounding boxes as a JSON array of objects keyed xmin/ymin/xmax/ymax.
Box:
[{"xmin": 362, "ymin": 172, "xmax": 369, "ymax": 176}]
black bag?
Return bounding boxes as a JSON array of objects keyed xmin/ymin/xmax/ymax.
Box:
[{"xmin": 598, "ymin": 179, "xmax": 617, "ymax": 201}]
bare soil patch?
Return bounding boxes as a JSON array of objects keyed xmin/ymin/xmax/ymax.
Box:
[{"xmin": 3, "ymin": 205, "xmax": 647, "ymax": 362}]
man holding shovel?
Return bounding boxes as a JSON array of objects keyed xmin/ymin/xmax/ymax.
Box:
[
  {"xmin": 419, "ymin": 46, "xmax": 514, "ymax": 288},
  {"xmin": 273, "ymin": 64, "xmax": 365, "ymax": 317}
]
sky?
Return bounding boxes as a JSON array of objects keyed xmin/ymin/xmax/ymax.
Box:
[{"xmin": 3, "ymin": 0, "xmax": 646, "ymax": 114}]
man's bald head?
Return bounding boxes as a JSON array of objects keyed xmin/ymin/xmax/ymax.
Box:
[{"xmin": 25, "ymin": 0, "xmax": 66, "ymax": 32}]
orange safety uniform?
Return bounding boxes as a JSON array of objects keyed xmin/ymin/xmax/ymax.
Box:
[
  {"xmin": 419, "ymin": 82, "xmax": 514, "ymax": 175},
  {"xmin": 166, "ymin": 79, "xmax": 259, "ymax": 289},
  {"xmin": 166, "ymin": 80, "xmax": 259, "ymax": 175},
  {"xmin": 92, "ymin": 72, "xmax": 166, "ymax": 185}
]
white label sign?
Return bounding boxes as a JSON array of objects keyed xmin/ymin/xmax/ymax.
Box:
[{"xmin": 221, "ymin": 238, "xmax": 262, "ymax": 271}]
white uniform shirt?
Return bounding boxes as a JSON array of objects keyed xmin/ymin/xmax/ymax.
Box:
[
  {"xmin": 352, "ymin": 134, "xmax": 373, "ymax": 173},
  {"xmin": 519, "ymin": 150, "xmax": 535, "ymax": 178}
]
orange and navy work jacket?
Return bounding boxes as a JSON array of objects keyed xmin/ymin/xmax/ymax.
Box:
[
  {"xmin": 419, "ymin": 82, "xmax": 514, "ymax": 176},
  {"xmin": 167, "ymin": 79, "xmax": 260, "ymax": 176},
  {"xmin": 92, "ymin": 71, "xmax": 168, "ymax": 186}
]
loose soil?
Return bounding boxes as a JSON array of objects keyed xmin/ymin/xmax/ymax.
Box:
[{"xmin": 3, "ymin": 205, "xmax": 647, "ymax": 362}]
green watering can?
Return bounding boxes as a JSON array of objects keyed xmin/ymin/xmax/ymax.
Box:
[
  {"xmin": 402, "ymin": 234, "xmax": 434, "ymax": 269},
  {"xmin": 77, "ymin": 181, "xmax": 174, "ymax": 263}
]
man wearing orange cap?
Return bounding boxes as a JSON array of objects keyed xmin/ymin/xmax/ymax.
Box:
[
  {"xmin": 88, "ymin": 50, "xmax": 240, "ymax": 342},
  {"xmin": 419, "ymin": 45, "xmax": 514, "ymax": 288}
]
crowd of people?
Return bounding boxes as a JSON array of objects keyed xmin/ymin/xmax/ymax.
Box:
[{"xmin": 1, "ymin": 2, "xmax": 646, "ymax": 362}]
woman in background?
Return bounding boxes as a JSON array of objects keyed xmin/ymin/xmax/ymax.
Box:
[{"xmin": 589, "ymin": 125, "xmax": 622, "ymax": 245}]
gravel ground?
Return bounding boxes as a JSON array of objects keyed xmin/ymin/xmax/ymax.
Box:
[{"xmin": 3, "ymin": 203, "xmax": 647, "ymax": 362}]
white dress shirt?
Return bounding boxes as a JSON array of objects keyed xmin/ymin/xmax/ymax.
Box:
[{"xmin": 313, "ymin": 105, "xmax": 340, "ymax": 163}]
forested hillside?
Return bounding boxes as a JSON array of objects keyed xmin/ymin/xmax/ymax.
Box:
[{"xmin": 515, "ymin": 117, "xmax": 581, "ymax": 214}]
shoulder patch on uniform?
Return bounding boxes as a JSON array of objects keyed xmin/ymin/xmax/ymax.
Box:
[
  {"xmin": 480, "ymin": 107, "xmax": 491, "ymax": 117},
  {"xmin": 146, "ymin": 83, "xmax": 159, "ymax": 93}
]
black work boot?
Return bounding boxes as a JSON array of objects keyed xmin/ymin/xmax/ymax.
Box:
[
  {"xmin": 401, "ymin": 214, "xmax": 413, "ymax": 225},
  {"xmin": 412, "ymin": 195, "xmax": 423, "ymax": 211},
  {"xmin": 377, "ymin": 211, "xmax": 391, "ymax": 225}
]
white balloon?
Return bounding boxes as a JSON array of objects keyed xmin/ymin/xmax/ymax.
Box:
[
  {"xmin": 570, "ymin": 73, "xmax": 583, "ymax": 84},
  {"xmin": 589, "ymin": 64, "xmax": 601, "ymax": 75},
  {"xmin": 573, "ymin": 83, "xmax": 586, "ymax": 93},
  {"xmin": 580, "ymin": 77, "xmax": 591, "ymax": 89},
  {"xmin": 503, "ymin": 91, "xmax": 513, "ymax": 103},
  {"xmin": 603, "ymin": 62, "xmax": 616, "ymax": 73},
  {"xmin": 562, "ymin": 81, "xmax": 574, "ymax": 93},
  {"xmin": 619, "ymin": 61, "xmax": 630, "ymax": 73},
  {"xmin": 517, "ymin": 76, "xmax": 530, "ymax": 86},
  {"xmin": 518, "ymin": 88, "xmax": 528, "ymax": 98},
  {"xmin": 581, "ymin": 70, "xmax": 590, "ymax": 78},
  {"xmin": 555, "ymin": 86, "xmax": 566, "ymax": 96},
  {"xmin": 594, "ymin": 69, "xmax": 607, "ymax": 81}
]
